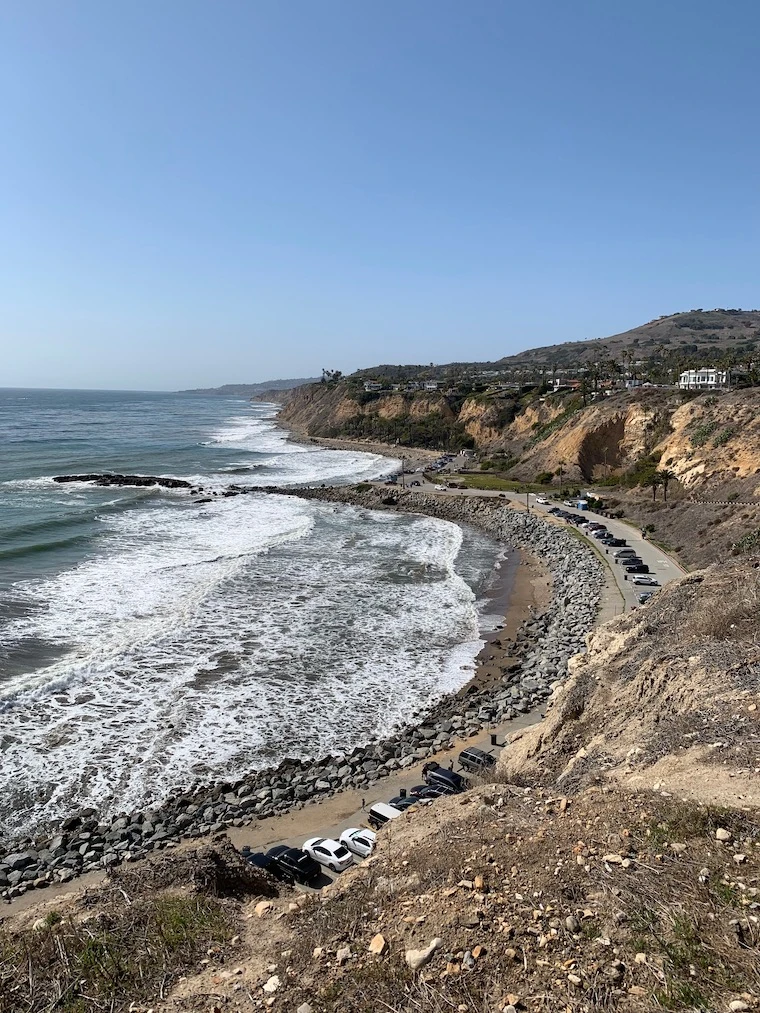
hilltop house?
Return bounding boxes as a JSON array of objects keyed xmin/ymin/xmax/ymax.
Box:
[
  {"xmin": 678, "ymin": 368, "xmax": 729, "ymax": 390},
  {"xmin": 363, "ymin": 381, "xmax": 384, "ymax": 392}
]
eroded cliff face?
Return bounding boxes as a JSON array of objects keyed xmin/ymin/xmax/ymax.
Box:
[
  {"xmin": 513, "ymin": 389, "xmax": 760, "ymax": 492},
  {"xmin": 276, "ymin": 381, "xmax": 760, "ymax": 496},
  {"xmin": 276, "ymin": 382, "xmax": 452, "ymax": 436},
  {"xmin": 500, "ymin": 558, "xmax": 760, "ymax": 807},
  {"xmin": 512, "ymin": 398, "xmax": 669, "ymax": 483}
]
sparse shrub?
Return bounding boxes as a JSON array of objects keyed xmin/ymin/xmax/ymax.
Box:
[
  {"xmin": 691, "ymin": 421, "xmax": 719, "ymax": 447},
  {"xmin": 712, "ymin": 426, "xmax": 737, "ymax": 447},
  {"xmin": 733, "ymin": 528, "xmax": 760, "ymax": 554}
]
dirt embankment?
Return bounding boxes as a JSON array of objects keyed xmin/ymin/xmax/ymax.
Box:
[{"xmin": 500, "ymin": 557, "xmax": 760, "ymax": 806}]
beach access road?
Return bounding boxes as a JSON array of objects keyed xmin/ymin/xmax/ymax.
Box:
[
  {"xmin": 4, "ymin": 708, "xmax": 546, "ymax": 914},
  {"xmin": 397, "ymin": 478, "xmax": 686, "ymax": 612}
]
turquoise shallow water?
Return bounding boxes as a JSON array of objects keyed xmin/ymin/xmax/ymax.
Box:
[{"xmin": 0, "ymin": 388, "xmax": 503, "ymax": 836}]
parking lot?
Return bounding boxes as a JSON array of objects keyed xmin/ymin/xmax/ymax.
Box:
[
  {"xmin": 226, "ymin": 710, "xmax": 542, "ymax": 891},
  {"xmin": 524, "ymin": 497, "xmax": 686, "ymax": 610}
]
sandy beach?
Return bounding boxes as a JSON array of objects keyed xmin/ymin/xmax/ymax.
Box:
[{"xmin": 279, "ymin": 419, "xmax": 442, "ymax": 473}]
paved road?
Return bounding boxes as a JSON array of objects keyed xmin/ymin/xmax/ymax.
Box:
[
  {"xmin": 395, "ymin": 478, "xmax": 686, "ymax": 611},
  {"xmin": 228, "ymin": 710, "xmax": 543, "ymax": 892},
  {"xmin": 524, "ymin": 497, "xmax": 687, "ymax": 610}
]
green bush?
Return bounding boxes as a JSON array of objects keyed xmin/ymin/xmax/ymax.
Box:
[
  {"xmin": 712, "ymin": 426, "xmax": 737, "ymax": 447},
  {"xmin": 333, "ymin": 412, "xmax": 474, "ymax": 451},
  {"xmin": 733, "ymin": 528, "xmax": 760, "ymax": 554},
  {"xmin": 535, "ymin": 471, "xmax": 554, "ymax": 484},
  {"xmin": 690, "ymin": 421, "xmax": 718, "ymax": 447}
]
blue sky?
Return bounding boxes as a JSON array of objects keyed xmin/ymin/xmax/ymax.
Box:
[{"xmin": 1, "ymin": 1, "xmax": 758, "ymax": 390}]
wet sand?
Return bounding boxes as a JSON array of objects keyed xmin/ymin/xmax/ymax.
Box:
[{"xmin": 279, "ymin": 421, "xmax": 441, "ymax": 473}]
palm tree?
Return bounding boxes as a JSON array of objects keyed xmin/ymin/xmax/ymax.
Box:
[
  {"xmin": 646, "ymin": 473, "xmax": 662, "ymax": 502},
  {"xmin": 657, "ymin": 468, "xmax": 677, "ymax": 502}
]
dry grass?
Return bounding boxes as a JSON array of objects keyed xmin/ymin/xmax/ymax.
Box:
[
  {"xmin": 0, "ymin": 841, "xmax": 272, "ymax": 1013},
  {"xmin": 263, "ymin": 788, "xmax": 759, "ymax": 1013},
  {"xmin": 0, "ymin": 892, "xmax": 236, "ymax": 1013}
]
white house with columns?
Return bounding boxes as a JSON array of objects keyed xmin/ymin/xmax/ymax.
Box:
[{"xmin": 678, "ymin": 367, "xmax": 729, "ymax": 390}]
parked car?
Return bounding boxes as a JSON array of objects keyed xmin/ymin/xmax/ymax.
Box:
[
  {"xmin": 339, "ymin": 828, "xmax": 376, "ymax": 858},
  {"xmin": 302, "ymin": 837, "xmax": 354, "ymax": 873},
  {"xmin": 410, "ymin": 480, "xmax": 421, "ymax": 487},
  {"xmin": 408, "ymin": 783, "xmax": 452, "ymax": 799},
  {"xmin": 458, "ymin": 746, "xmax": 497, "ymax": 774},
  {"xmin": 624, "ymin": 563, "xmax": 650, "ymax": 574},
  {"xmin": 240, "ymin": 848, "xmax": 277, "ymax": 874},
  {"xmin": 613, "ymin": 548, "xmax": 637, "ymax": 560},
  {"xmin": 265, "ymin": 846, "xmax": 322, "ymax": 886},
  {"xmin": 563, "ymin": 500, "xmax": 576, "ymax": 507},
  {"xmin": 367, "ymin": 802, "xmax": 405, "ymax": 830},
  {"xmin": 422, "ymin": 761, "xmax": 467, "ymax": 793},
  {"xmin": 637, "ymin": 592, "xmax": 655, "ymax": 604},
  {"xmin": 605, "ymin": 537, "xmax": 627, "ymax": 547},
  {"xmin": 631, "ymin": 575, "xmax": 660, "ymax": 586},
  {"xmin": 387, "ymin": 795, "xmax": 423, "ymax": 810},
  {"xmin": 548, "ymin": 507, "xmax": 562, "ymax": 515},
  {"xmin": 536, "ymin": 496, "xmax": 549, "ymax": 505}
]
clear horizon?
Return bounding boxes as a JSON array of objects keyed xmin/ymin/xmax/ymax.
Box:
[{"xmin": 2, "ymin": 1, "xmax": 759, "ymax": 390}]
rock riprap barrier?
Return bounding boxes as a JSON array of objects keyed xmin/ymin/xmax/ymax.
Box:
[
  {"xmin": 53, "ymin": 473, "xmax": 194, "ymax": 490},
  {"xmin": 1, "ymin": 487, "xmax": 604, "ymax": 900}
]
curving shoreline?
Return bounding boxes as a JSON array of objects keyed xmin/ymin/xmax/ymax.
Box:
[{"xmin": 1, "ymin": 486, "xmax": 604, "ymax": 902}]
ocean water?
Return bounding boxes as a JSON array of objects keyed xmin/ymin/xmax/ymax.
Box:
[{"xmin": 0, "ymin": 389, "xmax": 504, "ymax": 836}]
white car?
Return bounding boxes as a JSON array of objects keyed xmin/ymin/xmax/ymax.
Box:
[
  {"xmin": 536, "ymin": 496, "xmax": 549, "ymax": 505},
  {"xmin": 339, "ymin": 827, "xmax": 377, "ymax": 858},
  {"xmin": 631, "ymin": 575, "xmax": 660, "ymax": 586},
  {"xmin": 302, "ymin": 837, "xmax": 354, "ymax": 873}
]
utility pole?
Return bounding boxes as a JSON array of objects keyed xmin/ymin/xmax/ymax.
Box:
[{"xmin": 526, "ymin": 490, "xmax": 530, "ymax": 512}]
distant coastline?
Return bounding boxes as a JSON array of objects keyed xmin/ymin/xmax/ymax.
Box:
[{"xmin": 176, "ymin": 377, "xmax": 319, "ymax": 396}]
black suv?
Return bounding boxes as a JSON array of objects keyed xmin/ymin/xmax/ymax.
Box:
[
  {"xmin": 624, "ymin": 563, "xmax": 649, "ymax": 574},
  {"xmin": 458, "ymin": 746, "xmax": 497, "ymax": 774},
  {"xmin": 266, "ymin": 845, "xmax": 322, "ymax": 886},
  {"xmin": 422, "ymin": 761, "xmax": 467, "ymax": 793},
  {"xmin": 387, "ymin": 795, "xmax": 423, "ymax": 810},
  {"xmin": 409, "ymin": 783, "xmax": 453, "ymax": 799}
]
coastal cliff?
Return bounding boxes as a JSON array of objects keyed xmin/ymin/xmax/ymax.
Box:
[{"xmin": 278, "ymin": 381, "xmax": 760, "ymax": 493}]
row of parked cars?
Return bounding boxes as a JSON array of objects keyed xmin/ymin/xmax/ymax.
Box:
[
  {"xmin": 240, "ymin": 748, "xmax": 497, "ymax": 887},
  {"xmin": 241, "ymin": 826, "xmax": 378, "ymax": 886},
  {"xmin": 546, "ymin": 508, "xmax": 660, "ymax": 604}
]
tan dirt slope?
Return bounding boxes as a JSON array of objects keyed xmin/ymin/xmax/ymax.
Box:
[
  {"xmin": 500, "ymin": 558, "xmax": 760, "ymax": 806},
  {"xmin": 511, "ymin": 388, "xmax": 760, "ymax": 491}
]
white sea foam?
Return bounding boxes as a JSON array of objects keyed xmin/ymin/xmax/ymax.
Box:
[
  {"xmin": 0, "ymin": 403, "xmax": 494, "ymax": 836},
  {"xmin": 0, "ymin": 495, "xmax": 486, "ymax": 834}
]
